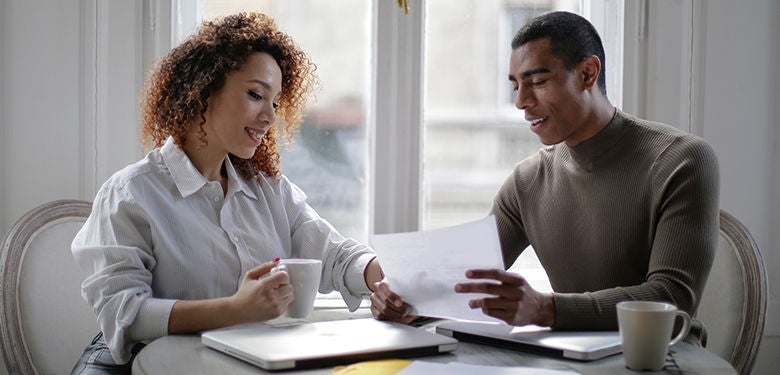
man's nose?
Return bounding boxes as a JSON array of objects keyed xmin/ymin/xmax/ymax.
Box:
[{"xmin": 515, "ymin": 86, "xmax": 534, "ymax": 110}]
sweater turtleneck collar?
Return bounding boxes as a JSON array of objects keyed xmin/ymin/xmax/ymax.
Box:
[{"xmin": 564, "ymin": 108, "xmax": 627, "ymax": 172}]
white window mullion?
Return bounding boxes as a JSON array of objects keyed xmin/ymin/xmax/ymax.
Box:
[
  {"xmin": 583, "ymin": 0, "xmax": 624, "ymax": 110},
  {"xmin": 93, "ymin": 1, "xmax": 146, "ymax": 194},
  {"xmin": 79, "ymin": 0, "xmax": 98, "ymax": 200},
  {"xmin": 370, "ymin": 0, "xmax": 426, "ymax": 235},
  {"xmin": 144, "ymin": 0, "xmax": 175, "ymax": 68},
  {"xmin": 620, "ymin": 0, "xmax": 647, "ymax": 118},
  {"xmin": 623, "ymin": 0, "xmax": 697, "ymax": 132}
]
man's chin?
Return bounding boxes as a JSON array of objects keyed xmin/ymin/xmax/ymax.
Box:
[{"xmin": 536, "ymin": 137, "xmax": 562, "ymax": 146}]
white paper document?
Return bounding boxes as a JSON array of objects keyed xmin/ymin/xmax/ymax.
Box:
[
  {"xmin": 398, "ymin": 361, "xmax": 579, "ymax": 375},
  {"xmin": 370, "ymin": 216, "xmax": 504, "ymax": 322}
]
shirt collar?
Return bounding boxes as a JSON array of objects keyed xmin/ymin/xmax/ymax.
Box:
[
  {"xmin": 159, "ymin": 136, "xmax": 257, "ymax": 200},
  {"xmin": 224, "ymin": 155, "xmax": 258, "ymax": 200},
  {"xmin": 565, "ymin": 108, "xmax": 628, "ymax": 171}
]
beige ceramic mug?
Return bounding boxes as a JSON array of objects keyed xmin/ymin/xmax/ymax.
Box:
[
  {"xmin": 271, "ymin": 259, "xmax": 322, "ymax": 318},
  {"xmin": 617, "ymin": 301, "xmax": 691, "ymax": 371}
]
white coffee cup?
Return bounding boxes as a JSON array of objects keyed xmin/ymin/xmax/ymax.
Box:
[
  {"xmin": 271, "ymin": 259, "xmax": 322, "ymax": 318},
  {"xmin": 617, "ymin": 301, "xmax": 691, "ymax": 371}
]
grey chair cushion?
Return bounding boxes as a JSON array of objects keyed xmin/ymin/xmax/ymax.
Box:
[
  {"xmin": 1, "ymin": 200, "xmax": 96, "ymax": 375},
  {"xmin": 694, "ymin": 210, "xmax": 767, "ymax": 375},
  {"xmin": 697, "ymin": 232, "xmax": 744, "ymax": 360},
  {"xmin": 19, "ymin": 219, "xmax": 97, "ymax": 374}
]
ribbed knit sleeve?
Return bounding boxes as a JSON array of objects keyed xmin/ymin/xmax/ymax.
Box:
[{"xmin": 491, "ymin": 153, "xmax": 540, "ymax": 268}]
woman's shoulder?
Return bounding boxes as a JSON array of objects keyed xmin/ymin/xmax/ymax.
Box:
[{"xmin": 100, "ymin": 148, "xmax": 168, "ymax": 192}]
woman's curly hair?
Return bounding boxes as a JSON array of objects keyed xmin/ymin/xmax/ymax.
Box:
[{"xmin": 141, "ymin": 12, "xmax": 318, "ymax": 181}]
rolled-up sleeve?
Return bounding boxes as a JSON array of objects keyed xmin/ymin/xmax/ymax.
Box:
[
  {"xmin": 282, "ymin": 178, "xmax": 375, "ymax": 311},
  {"xmin": 72, "ymin": 184, "xmax": 174, "ymax": 364}
]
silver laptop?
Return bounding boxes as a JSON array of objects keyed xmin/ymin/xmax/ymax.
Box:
[
  {"xmin": 436, "ymin": 320, "xmax": 621, "ymax": 361},
  {"xmin": 202, "ymin": 318, "xmax": 458, "ymax": 371}
]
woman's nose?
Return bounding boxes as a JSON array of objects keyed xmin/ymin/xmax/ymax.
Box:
[{"xmin": 257, "ymin": 102, "xmax": 276, "ymax": 124}]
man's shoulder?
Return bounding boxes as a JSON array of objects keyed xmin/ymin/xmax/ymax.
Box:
[
  {"xmin": 621, "ymin": 112, "xmax": 715, "ymax": 156},
  {"xmin": 496, "ymin": 148, "xmax": 548, "ymax": 198},
  {"xmin": 621, "ymin": 113, "xmax": 683, "ymax": 138},
  {"xmin": 512, "ymin": 149, "xmax": 546, "ymax": 176},
  {"xmin": 622, "ymin": 112, "xmax": 706, "ymax": 143},
  {"xmin": 619, "ymin": 113, "xmax": 718, "ymax": 177}
]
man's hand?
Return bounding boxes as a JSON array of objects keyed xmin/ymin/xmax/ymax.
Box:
[
  {"xmin": 454, "ymin": 269, "xmax": 554, "ymax": 327},
  {"xmin": 369, "ymin": 280, "xmax": 419, "ymax": 324}
]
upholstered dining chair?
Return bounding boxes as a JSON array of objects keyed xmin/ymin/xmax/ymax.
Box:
[
  {"xmin": 696, "ymin": 210, "xmax": 768, "ymax": 375},
  {"xmin": 1, "ymin": 200, "xmax": 95, "ymax": 375}
]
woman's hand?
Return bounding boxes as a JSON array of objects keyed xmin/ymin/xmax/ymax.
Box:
[
  {"xmin": 168, "ymin": 260, "xmax": 294, "ymax": 334},
  {"xmin": 369, "ymin": 280, "xmax": 419, "ymax": 324},
  {"xmin": 454, "ymin": 269, "xmax": 554, "ymax": 327},
  {"xmin": 230, "ymin": 260, "xmax": 294, "ymax": 323}
]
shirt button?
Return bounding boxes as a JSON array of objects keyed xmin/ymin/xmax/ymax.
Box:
[
  {"xmin": 231, "ymin": 235, "xmax": 239, "ymax": 242},
  {"xmin": 213, "ymin": 196, "xmax": 220, "ymax": 202}
]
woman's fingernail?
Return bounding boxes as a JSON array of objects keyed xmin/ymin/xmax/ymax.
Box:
[{"xmin": 273, "ymin": 257, "xmax": 280, "ymax": 262}]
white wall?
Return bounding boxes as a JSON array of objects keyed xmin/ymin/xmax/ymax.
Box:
[
  {"xmin": 0, "ymin": 0, "xmax": 146, "ymax": 373},
  {"xmin": 627, "ymin": 1, "xmax": 779, "ymax": 373},
  {"xmin": 0, "ymin": 0, "xmax": 145, "ymax": 230},
  {"xmin": 2, "ymin": 0, "xmax": 83, "ymax": 229},
  {"xmin": 1, "ymin": 0, "xmax": 778, "ymax": 374},
  {"xmin": 0, "ymin": 0, "xmax": 6, "ymax": 238}
]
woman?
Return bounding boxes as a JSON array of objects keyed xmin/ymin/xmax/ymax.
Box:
[{"xmin": 71, "ymin": 12, "xmax": 383, "ymax": 374}]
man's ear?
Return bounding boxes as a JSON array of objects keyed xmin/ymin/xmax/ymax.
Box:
[{"xmin": 580, "ymin": 55, "xmax": 601, "ymax": 90}]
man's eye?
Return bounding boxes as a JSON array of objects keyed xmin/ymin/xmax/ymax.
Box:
[
  {"xmin": 247, "ymin": 90, "xmax": 262, "ymax": 100},
  {"xmin": 531, "ymin": 80, "xmax": 547, "ymax": 86}
]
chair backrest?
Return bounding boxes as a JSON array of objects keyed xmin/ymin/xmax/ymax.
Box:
[
  {"xmin": 1, "ymin": 200, "xmax": 96, "ymax": 375},
  {"xmin": 696, "ymin": 210, "xmax": 767, "ymax": 375}
]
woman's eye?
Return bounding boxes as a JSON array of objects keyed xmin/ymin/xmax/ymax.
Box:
[
  {"xmin": 272, "ymin": 102, "xmax": 280, "ymax": 109},
  {"xmin": 247, "ymin": 90, "xmax": 262, "ymax": 100}
]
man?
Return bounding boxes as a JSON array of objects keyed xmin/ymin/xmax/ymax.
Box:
[{"xmin": 371, "ymin": 11, "xmax": 719, "ymax": 337}]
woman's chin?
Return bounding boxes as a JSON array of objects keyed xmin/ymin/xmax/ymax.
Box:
[{"xmin": 233, "ymin": 148, "xmax": 258, "ymax": 160}]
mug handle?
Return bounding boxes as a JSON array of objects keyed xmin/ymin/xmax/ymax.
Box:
[
  {"xmin": 668, "ymin": 310, "xmax": 691, "ymax": 346},
  {"xmin": 270, "ymin": 264, "xmax": 288, "ymax": 275}
]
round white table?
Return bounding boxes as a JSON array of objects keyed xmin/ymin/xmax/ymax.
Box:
[{"xmin": 132, "ymin": 309, "xmax": 737, "ymax": 375}]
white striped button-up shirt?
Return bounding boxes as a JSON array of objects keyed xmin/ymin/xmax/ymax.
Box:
[{"xmin": 72, "ymin": 137, "xmax": 375, "ymax": 363}]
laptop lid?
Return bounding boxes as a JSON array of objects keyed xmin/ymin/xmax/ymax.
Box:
[
  {"xmin": 201, "ymin": 318, "xmax": 458, "ymax": 371},
  {"xmin": 435, "ymin": 321, "xmax": 621, "ymax": 361}
]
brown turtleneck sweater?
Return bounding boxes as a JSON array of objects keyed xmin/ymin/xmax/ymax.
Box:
[{"xmin": 491, "ymin": 110, "xmax": 720, "ymax": 331}]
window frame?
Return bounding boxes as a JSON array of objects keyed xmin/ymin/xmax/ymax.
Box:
[
  {"xmin": 158, "ymin": 0, "xmax": 625, "ymax": 236},
  {"xmin": 373, "ymin": 0, "xmax": 624, "ymax": 234}
]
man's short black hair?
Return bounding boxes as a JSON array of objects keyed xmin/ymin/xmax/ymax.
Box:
[{"xmin": 512, "ymin": 11, "xmax": 607, "ymax": 96}]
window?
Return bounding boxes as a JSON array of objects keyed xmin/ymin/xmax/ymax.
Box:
[
  {"xmin": 423, "ymin": 0, "xmax": 581, "ymax": 232},
  {"xmin": 185, "ymin": 0, "xmax": 372, "ymax": 241},
  {"xmin": 422, "ymin": 0, "xmax": 583, "ymax": 293},
  {"xmin": 175, "ymin": 0, "xmax": 624, "ymax": 293}
]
